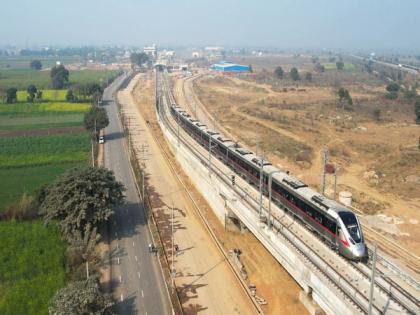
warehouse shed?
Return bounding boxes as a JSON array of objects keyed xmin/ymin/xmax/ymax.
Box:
[{"xmin": 211, "ymin": 61, "xmax": 250, "ymax": 73}]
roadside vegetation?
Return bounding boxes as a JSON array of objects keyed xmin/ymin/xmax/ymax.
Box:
[{"xmin": 0, "ymin": 56, "xmax": 120, "ymax": 313}]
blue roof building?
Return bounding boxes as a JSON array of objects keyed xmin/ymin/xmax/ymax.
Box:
[{"xmin": 211, "ymin": 61, "xmax": 250, "ymax": 73}]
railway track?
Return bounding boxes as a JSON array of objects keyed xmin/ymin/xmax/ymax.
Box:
[{"xmin": 158, "ymin": 71, "xmax": 419, "ymax": 314}]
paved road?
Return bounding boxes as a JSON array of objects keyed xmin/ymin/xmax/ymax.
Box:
[{"xmin": 103, "ymin": 74, "xmax": 172, "ymax": 315}]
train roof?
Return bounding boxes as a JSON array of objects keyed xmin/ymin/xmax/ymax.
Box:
[{"xmin": 171, "ymin": 103, "xmax": 352, "ymax": 219}]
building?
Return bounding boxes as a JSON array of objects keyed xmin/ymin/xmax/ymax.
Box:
[
  {"xmin": 143, "ymin": 44, "xmax": 157, "ymax": 58},
  {"xmin": 210, "ymin": 61, "xmax": 250, "ymax": 73}
]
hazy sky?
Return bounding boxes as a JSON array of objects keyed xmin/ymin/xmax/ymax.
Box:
[{"xmin": 1, "ymin": 0, "xmax": 419, "ymax": 52}]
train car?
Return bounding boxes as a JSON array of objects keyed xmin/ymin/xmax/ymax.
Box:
[{"xmin": 169, "ymin": 104, "xmax": 367, "ymax": 260}]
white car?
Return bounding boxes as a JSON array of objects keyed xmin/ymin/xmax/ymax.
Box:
[{"xmin": 98, "ymin": 136, "xmax": 105, "ymax": 144}]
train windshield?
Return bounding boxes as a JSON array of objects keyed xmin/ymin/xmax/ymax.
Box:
[{"xmin": 339, "ymin": 212, "xmax": 362, "ymax": 243}]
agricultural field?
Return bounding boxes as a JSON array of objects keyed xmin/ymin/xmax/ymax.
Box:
[
  {"xmin": 0, "ymin": 220, "xmax": 66, "ymax": 314},
  {"xmin": 323, "ymin": 63, "xmax": 356, "ymax": 71},
  {"xmin": 0, "ymin": 68, "xmax": 119, "ymax": 90},
  {"xmin": 0, "ymin": 133, "xmax": 90, "ymax": 211},
  {"xmin": 0, "ymin": 56, "xmax": 82, "ymax": 70},
  {"xmin": 188, "ymin": 57, "xmax": 420, "ymax": 254},
  {"xmin": 0, "ymin": 114, "xmax": 85, "ymax": 130},
  {"xmin": 16, "ymin": 89, "xmax": 67, "ymax": 102}
]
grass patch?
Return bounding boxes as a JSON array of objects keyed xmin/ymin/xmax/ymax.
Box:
[
  {"xmin": 0, "ymin": 114, "xmax": 84, "ymax": 130},
  {"xmin": 16, "ymin": 89, "xmax": 67, "ymax": 102},
  {"xmin": 0, "ymin": 162, "xmax": 84, "ymax": 211},
  {"xmin": 0, "ymin": 102, "xmax": 90, "ymax": 116},
  {"xmin": 0, "ymin": 133, "xmax": 90, "ymax": 168},
  {"xmin": 323, "ymin": 63, "xmax": 356, "ymax": 71},
  {"xmin": 0, "ymin": 220, "xmax": 66, "ymax": 315}
]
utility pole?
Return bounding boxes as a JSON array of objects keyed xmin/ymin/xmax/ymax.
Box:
[
  {"xmin": 368, "ymin": 243, "xmax": 377, "ymax": 315},
  {"xmin": 321, "ymin": 146, "xmax": 328, "ymax": 196},
  {"xmin": 333, "ymin": 167, "xmax": 338, "ymax": 200}
]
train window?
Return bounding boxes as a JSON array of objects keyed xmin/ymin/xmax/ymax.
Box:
[{"xmin": 339, "ymin": 212, "xmax": 362, "ymax": 243}]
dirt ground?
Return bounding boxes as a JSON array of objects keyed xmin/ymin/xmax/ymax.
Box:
[
  {"xmin": 188, "ymin": 72, "xmax": 420, "ymax": 258},
  {"xmin": 132, "ymin": 73, "xmax": 308, "ymax": 315}
]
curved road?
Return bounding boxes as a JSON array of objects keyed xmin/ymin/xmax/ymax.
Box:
[{"xmin": 103, "ymin": 74, "xmax": 172, "ymax": 315}]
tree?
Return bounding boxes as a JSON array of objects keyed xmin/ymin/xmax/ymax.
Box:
[
  {"xmin": 50, "ymin": 65, "xmax": 69, "ymax": 89},
  {"xmin": 248, "ymin": 64, "xmax": 253, "ymax": 73},
  {"xmin": 290, "ymin": 67, "xmax": 300, "ymax": 81},
  {"xmin": 415, "ymin": 97, "xmax": 420, "ymax": 124},
  {"xmin": 386, "ymin": 82, "xmax": 400, "ymax": 93},
  {"xmin": 311, "ymin": 56, "xmax": 319, "ymax": 64},
  {"xmin": 274, "ymin": 66, "xmax": 284, "ymax": 79},
  {"xmin": 36, "ymin": 90, "xmax": 43, "ymax": 101},
  {"xmin": 29, "ymin": 59, "xmax": 42, "ymax": 70},
  {"xmin": 337, "ymin": 87, "xmax": 353, "ymax": 109},
  {"xmin": 66, "ymin": 89, "xmax": 76, "ymax": 102},
  {"xmin": 6, "ymin": 88, "xmax": 17, "ymax": 103},
  {"xmin": 27, "ymin": 84, "xmax": 37, "ymax": 102},
  {"xmin": 49, "ymin": 277, "xmax": 113, "ymax": 315},
  {"xmin": 84, "ymin": 107, "xmax": 109, "ymax": 137},
  {"xmin": 305, "ymin": 72, "xmax": 312, "ymax": 81},
  {"xmin": 336, "ymin": 61, "xmax": 344, "ymax": 70},
  {"xmin": 40, "ymin": 167, "xmax": 125, "ymax": 242},
  {"xmin": 130, "ymin": 52, "xmax": 149, "ymax": 67}
]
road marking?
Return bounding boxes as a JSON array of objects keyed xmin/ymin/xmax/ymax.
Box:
[
  {"xmin": 115, "ymin": 231, "xmax": 118, "ymax": 237},
  {"xmin": 141, "ymin": 290, "xmax": 144, "ymax": 298},
  {"xmin": 137, "ymin": 272, "xmax": 141, "ymax": 279},
  {"xmin": 116, "ymin": 243, "xmax": 119, "ymax": 249},
  {"xmin": 120, "ymin": 293, "xmax": 124, "ymax": 302},
  {"xmin": 117, "ymin": 257, "xmax": 120, "ymax": 265},
  {"xmin": 119, "ymin": 275, "xmax": 122, "ymax": 283},
  {"xmin": 135, "ymin": 255, "xmax": 138, "ymax": 262},
  {"xmin": 132, "ymin": 241, "xmax": 135, "ymax": 247}
]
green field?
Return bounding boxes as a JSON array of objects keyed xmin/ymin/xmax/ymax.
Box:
[
  {"xmin": 0, "ymin": 162, "xmax": 84, "ymax": 211},
  {"xmin": 0, "ymin": 68, "xmax": 118, "ymax": 90},
  {"xmin": 0, "ymin": 56, "xmax": 82, "ymax": 70},
  {"xmin": 0, "ymin": 220, "xmax": 66, "ymax": 315},
  {"xmin": 0, "ymin": 102, "xmax": 90, "ymax": 116},
  {"xmin": 323, "ymin": 63, "xmax": 356, "ymax": 71},
  {"xmin": 0, "ymin": 114, "xmax": 84, "ymax": 130},
  {"xmin": 0, "ymin": 133, "xmax": 90, "ymax": 168},
  {"xmin": 16, "ymin": 89, "xmax": 67, "ymax": 102}
]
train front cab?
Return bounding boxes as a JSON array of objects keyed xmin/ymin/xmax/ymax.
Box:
[{"xmin": 336, "ymin": 211, "xmax": 367, "ymax": 261}]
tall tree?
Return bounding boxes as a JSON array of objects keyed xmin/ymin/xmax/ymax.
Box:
[
  {"xmin": 49, "ymin": 277, "xmax": 113, "ymax": 315},
  {"xmin": 290, "ymin": 67, "xmax": 300, "ymax": 81},
  {"xmin": 274, "ymin": 66, "xmax": 284, "ymax": 79},
  {"xmin": 336, "ymin": 61, "xmax": 344, "ymax": 70},
  {"xmin": 84, "ymin": 107, "xmax": 109, "ymax": 137},
  {"xmin": 130, "ymin": 52, "xmax": 149, "ymax": 67},
  {"xmin": 27, "ymin": 84, "xmax": 37, "ymax": 102},
  {"xmin": 305, "ymin": 72, "xmax": 313, "ymax": 81},
  {"xmin": 337, "ymin": 87, "xmax": 353, "ymax": 109},
  {"xmin": 50, "ymin": 65, "xmax": 70, "ymax": 89},
  {"xmin": 40, "ymin": 167, "xmax": 125, "ymax": 242},
  {"xmin": 6, "ymin": 88, "xmax": 17, "ymax": 103},
  {"xmin": 29, "ymin": 59, "xmax": 42, "ymax": 70}
]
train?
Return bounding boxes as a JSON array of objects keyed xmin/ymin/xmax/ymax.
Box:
[{"xmin": 169, "ymin": 103, "xmax": 368, "ymax": 261}]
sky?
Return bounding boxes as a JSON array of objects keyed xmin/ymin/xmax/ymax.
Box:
[{"xmin": 1, "ymin": 0, "xmax": 419, "ymax": 52}]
